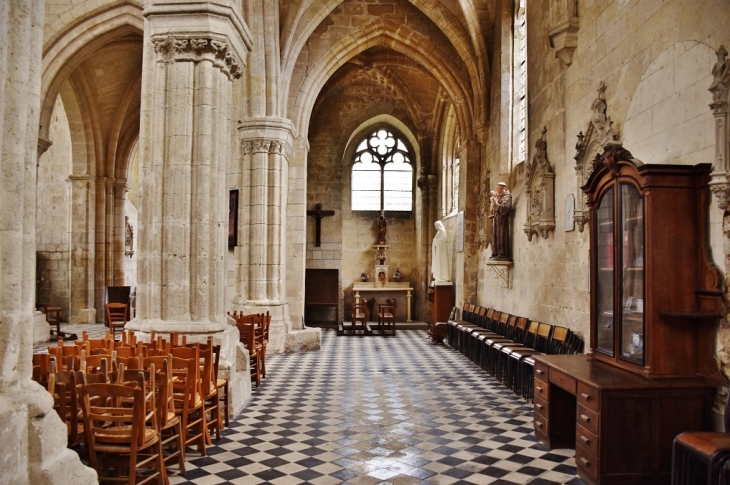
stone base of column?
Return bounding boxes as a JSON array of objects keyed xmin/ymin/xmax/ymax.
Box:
[
  {"xmin": 230, "ymin": 301, "xmax": 321, "ymax": 353},
  {"xmin": 286, "ymin": 327, "xmax": 322, "ymax": 352},
  {"xmin": 2, "ymin": 382, "xmax": 97, "ymax": 484},
  {"xmin": 32, "ymin": 311, "xmax": 50, "ymax": 345},
  {"xmin": 71, "ymin": 308, "xmax": 97, "ymax": 325}
]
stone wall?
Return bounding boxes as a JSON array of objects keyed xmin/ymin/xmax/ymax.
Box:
[
  {"xmin": 477, "ymin": 0, "xmax": 730, "ymax": 381},
  {"xmin": 37, "ymin": 95, "xmax": 72, "ymax": 318}
]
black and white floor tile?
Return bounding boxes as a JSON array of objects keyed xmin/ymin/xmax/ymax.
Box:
[{"xmin": 165, "ymin": 328, "xmax": 585, "ymax": 485}]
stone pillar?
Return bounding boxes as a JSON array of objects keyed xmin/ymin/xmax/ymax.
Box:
[
  {"xmin": 0, "ymin": 0, "xmax": 97, "ymax": 482},
  {"xmin": 67, "ymin": 174, "xmax": 97, "ymax": 324},
  {"xmin": 235, "ymin": 118, "xmax": 306, "ymax": 352},
  {"xmin": 112, "ymin": 180, "xmax": 129, "ymax": 286},
  {"xmin": 458, "ymin": 138, "xmax": 481, "ymax": 305},
  {"xmin": 129, "ymin": 0, "xmax": 252, "ymax": 415}
]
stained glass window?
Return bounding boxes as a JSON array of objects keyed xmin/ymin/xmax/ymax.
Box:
[{"xmin": 352, "ymin": 129, "xmax": 413, "ymax": 211}]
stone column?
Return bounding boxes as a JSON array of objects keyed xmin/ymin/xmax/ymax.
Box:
[
  {"xmin": 0, "ymin": 0, "xmax": 97, "ymax": 482},
  {"xmin": 112, "ymin": 180, "xmax": 129, "ymax": 286},
  {"xmin": 235, "ymin": 118, "xmax": 294, "ymax": 352},
  {"xmin": 129, "ymin": 0, "xmax": 252, "ymax": 414},
  {"xmin": 458, "ymin": 138, "xmax": 481, "ymax": 305},
  {"xmin": 67, "ymin": 174, "xmax": 97, "ymax": 324}
]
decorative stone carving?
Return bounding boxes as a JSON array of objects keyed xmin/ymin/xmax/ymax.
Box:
[
  {"xmin": 524, "ymin": 127, "xmax": 555, "ymax": 241},
  {"xmin": 152, "ymin": 34, "xmax": 243, "ymax": 79},
  {"xmin": 240, "ymin": 138, "xmax": 293, "ymax": 160},
  {"xmin": 548, "ymin": 0, "xmax": 580, "ymax": 66},
  {"xmin": 709, "ymin": 45, "xmax": 730, "ymax": 210},
  {"xmin": 574, "ymin": 82, "xmax": 622, "ymax": 231},
  {"xmin": 125, "ymin": 216, "xmax": 134, "ymax": 258}
]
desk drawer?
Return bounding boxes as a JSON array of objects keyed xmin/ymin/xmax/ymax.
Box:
[
  {"xmin": 577, "ymin": 403, "xmax": 599, "ymax": 434},
  {"xmin": 577, "ymin": 383, "xmax": 599, "ymax": 412},
  {"xmin": 576, "ymin": 423, "xmax": 599, "ymax": 457},
  {"xmin": 534, "ymin": 413, "xmax": 549, "ymax": 439},
  {"xmin": 550, "ymin": 369, "xmax": 577, "ymax": 394},
  {"xmin": 534, "ymin": 361, "xmax": 549, "ymax": 380},
  {"xmin": 533, "ymin": 395, "xmax": 548, "ymax": 419},
  {"xmin": 534, "ymin": 377, "xmax": 549, "ymax": 400},
  {"xmin": 576, "ymin": 445, "xmax": 599, "ymax": 482}
]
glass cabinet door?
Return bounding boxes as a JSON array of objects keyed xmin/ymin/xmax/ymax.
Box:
[
  {"xmin": 595, "ymin": 187, "xmax": 614, "ymax": 356},
  {"xmin": 620, "ymin": 184, "xmax": 644, "ymax": 363}
]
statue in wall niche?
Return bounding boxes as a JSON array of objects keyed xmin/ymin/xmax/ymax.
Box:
[
  {"xmin": 710, "ymin": 45, "xmax": 729, "ymax": 105},
  {"xmin": 377, "ymin": 214, "xmax": 387, "ymax": 244},
  {"xmin": 489, "ymin": 182, "xmax": 512, "ymax": 261},
  {"xmin": 431, "ymin": 220, "xmax": 451, "ymax": 282}
]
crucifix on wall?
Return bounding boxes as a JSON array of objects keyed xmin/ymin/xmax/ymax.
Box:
[{"xmin": 307, "ymin": 203, "xmax": 335, "ymax": 247}]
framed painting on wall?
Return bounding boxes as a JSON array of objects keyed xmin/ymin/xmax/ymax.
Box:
[{"xmin": 229, "ymin": 189, "xmax": 238, "ymax": 248}]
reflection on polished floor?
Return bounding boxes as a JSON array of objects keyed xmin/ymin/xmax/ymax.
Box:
[{"xmin": 45, "ymin": 325, "xmax": 585, "ymax": 484}]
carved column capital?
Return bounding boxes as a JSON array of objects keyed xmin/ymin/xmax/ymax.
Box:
[{"xmin": 151, "ymin": 34, "xmax": 243, "ymax": 80}]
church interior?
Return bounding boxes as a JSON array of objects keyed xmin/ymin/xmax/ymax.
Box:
[{"xmin": 3, "ymin": 0, "xmax": 730, "ymax": 483}]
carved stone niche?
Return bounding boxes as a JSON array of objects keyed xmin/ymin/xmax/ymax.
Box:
[
  {"xmin": 574, "ymin": 81, "xmax": 621, "ymax": 231},
  {"xmin": 708, "ymin": 45, "xmax": 730, "ymax": 210},
  {"xmin": 524, "ymin": 127, "xmax": 555, "ymax": 241}
]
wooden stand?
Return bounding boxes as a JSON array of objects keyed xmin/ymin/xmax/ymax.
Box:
[{"xmin": 429, "ymin": 282, "xmax": 452, "ymax": 344}]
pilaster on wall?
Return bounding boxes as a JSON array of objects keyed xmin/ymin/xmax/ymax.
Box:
[
  {"xmin": 457, "ymin": 138, "xmax": 481, "ymax": 306},
  {"xmin": 67, "ymin": 174, "xmax": 96, "ymax": 324},
  {"xmin": 0, "ymin": 0, "xmax": 96, "ymax": 483}
]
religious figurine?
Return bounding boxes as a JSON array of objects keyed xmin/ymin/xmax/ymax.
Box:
[
  {"xmin": 488, "ymin": 190, "xmax": 497, "ymax": 218},
  {"xmin": 375, "ymin": 249, "xmax": 386, "ymax": 265},
  {"xmin": 377, "ymin": 214, "xmax": 387, "ymax": 244},
  {"xmin": 489, "ymin": 182, "xmax": 512, "ymax": 261},
  {"xmin": 431, "ymin": 220, "xmax": 451, "ymax": 282}
]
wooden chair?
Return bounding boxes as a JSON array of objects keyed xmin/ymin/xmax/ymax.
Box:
[
  {"xmin": 105, "ymin": 303, "xmax": 129, "ymax": 341},
  {"xmin": 171, "ymin": 355, "xmax": 207, "ymax": 456},
  {"xmin": 231, "ymin": 313, "xmax": 264, "ymax": 387},
  {"xmin": 78, "ymin": 378, "xmax": 166, "ymax": 485},
  {"xmin": 32, "ymin": 353, "xmax": 54, "ymax": 388},
  {"xmin": 377, "ymin": 303, "xmax": 396, "ymax": 336},
  {"xmin": 142, "ymin": 355, "xmax": 185, "ymax": 475},
  {"xmin": 349, "ymin": 302, "xmax": 369, "ymax": 335},
  {"xmin": 51, "ymin": 369, "xmax": 86, "ymax": 448},
  {"xmin": 672, "ymin": 388, "xmax": 730, "ymax": 484},
  {"xmin": 260, "ymin": 312, "xmax": 271, "ymax": 378},
  {"xmin": 195, "ymin": 337, "xmax": 221, "ymax": 443},
  {"xmin": 213, "ymin": 344, "xmax": 229, "ymax": 429}
]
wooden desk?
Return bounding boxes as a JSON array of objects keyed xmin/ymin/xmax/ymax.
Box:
[
  {"xmin": 533, "ymin": 354, "xmax": 714, "ymax": 485},
  {"xmin": 353, "ymin": 283, "xmax": 413, "ymax": 322}
]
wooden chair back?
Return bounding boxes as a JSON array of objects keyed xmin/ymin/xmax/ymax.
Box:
[
  {"xmin": 78, "ymin": 380, "xmax": 164, "ymax": 483},
  {"xmin": 105, "ymin": 303, "xmax": 128, "ymax": 340}
]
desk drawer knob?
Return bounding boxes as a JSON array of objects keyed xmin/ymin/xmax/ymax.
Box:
[
  {"xmin": 580, "ymin": 457, "xmax": 591, "ymax": 467},
  {"xmin": 535, "ymin": 420, "xmax": 543, "ymax": 429},
  {"xmin": 580, "ymin": 414, "xmax": 591, "ymax": 423},
  {"xmin": 535, "ymin": 403, "xmax": 543, "ymax": 411},
  {"xmin": 536, "ymin": 369, "xmax": 544, "ymax": 375},
  {"xmin": 536, "ymin": 386, "xmax": 543, "ymax": 393},
  {"xmin": 580, "ymin": 392, "xmax": 591, "ymax": 400},
  {"xmin": 580, "ymin": 435, "xmax": 591, "ymax": 445}
]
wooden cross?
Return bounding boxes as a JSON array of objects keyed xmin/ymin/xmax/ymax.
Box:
[{"xmin": 307, "ymin": 203, "xmax": 335, "ymax": 247}]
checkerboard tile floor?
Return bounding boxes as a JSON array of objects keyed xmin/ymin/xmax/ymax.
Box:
[{"xmin": 165, "ymin": 328, "xmax": 585, "ymax": 485}]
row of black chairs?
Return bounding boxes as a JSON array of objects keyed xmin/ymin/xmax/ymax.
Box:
[{"xmin": 445, "ymin": 304, "xmax": 584, "ymax": 401}]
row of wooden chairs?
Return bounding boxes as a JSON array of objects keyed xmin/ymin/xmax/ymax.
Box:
[
  {"xmin": 228, "ymin": 311, "xmax": 271, "ymax": 387},
  {"xmin": 34, "ymin": 332, "xmax": 230, "ymax": 483},
  {"xmin": 344, "ymin": 302, "xmax": 396, "ymax": 336},
  {"xmin": 446, "ymin": 304, "xmax": 584, "ymax": 401}
]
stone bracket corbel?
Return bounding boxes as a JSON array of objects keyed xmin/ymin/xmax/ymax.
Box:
[
  {"xmin": 549, "ymin": 16, "xmax": 580, "ymax": 66},
  {"xmin": 485, "ymin": 259, "xmax": 512, "ymax": 289}
]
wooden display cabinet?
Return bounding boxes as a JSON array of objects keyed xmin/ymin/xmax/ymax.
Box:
[
  {"xmin": 532, "ymin": 145, "xmax": 723, "ymax": 485},
  {"xmin": 582, "ymin": 147, "xmax": 723, "ymax": 378}
]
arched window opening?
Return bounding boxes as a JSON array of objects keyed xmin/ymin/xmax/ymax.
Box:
[
  {"xmin": 352, "ymin": 128, "xmax": 413, "ymax": 212},
  {"xmin": 514, "ymin": 0, "xmax": 527, "ymax": 166}
]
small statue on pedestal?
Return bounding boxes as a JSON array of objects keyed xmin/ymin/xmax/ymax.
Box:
[{"xmin": 378, "ymin": 214, "xmax": 387, "ymax": 244}]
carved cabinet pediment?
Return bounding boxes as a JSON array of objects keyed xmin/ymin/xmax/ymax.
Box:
[
  {"xmin": 574, "ymin": 81, "xmax": 621, "ymax": 231},
  {"xmin": 524, "ymin": 127, "xmax": 555, "ymax": 241}
]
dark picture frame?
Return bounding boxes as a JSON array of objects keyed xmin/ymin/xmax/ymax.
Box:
[{"xmin": 229, "ymin": 189, "xmax": 238, "ymax": 248}]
